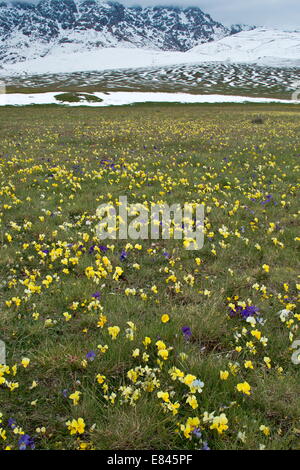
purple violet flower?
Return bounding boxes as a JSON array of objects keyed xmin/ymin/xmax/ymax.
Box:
[
  {"xmin": 86, "ymin": 351, "xmax": 96, "ymax": 361},
  {"xmin": 18, "ymin": 434, "xmax": 35, "ymax": 450},
  {"xmin": 92, "ymin": 291, "xmax": 101, "ymax": 299},
  {"xmin": 182, "ymin": 326, "xmax": 192, "ymax": 340}
]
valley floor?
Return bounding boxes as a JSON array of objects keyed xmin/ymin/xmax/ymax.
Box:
[{"xmin": 0, "ymin": 104, "xmax": 299, "ymax": 450}]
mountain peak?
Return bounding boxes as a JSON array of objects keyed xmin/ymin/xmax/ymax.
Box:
[{"xmin": 0, "ymin": 0, "xmax": 254, "ymax": 64}]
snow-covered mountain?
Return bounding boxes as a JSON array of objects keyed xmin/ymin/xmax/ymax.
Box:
[
  {"xmin": 0, "ymin": 0, "xmax": 245, "ymax": 64},
  {"xmin": 0, "ymin": 0, "xmax": 298, "ymax": 77},
  {"xmin": 2, "ymin": 27, "xmax": 299, "ymax": 77},
  {"xmin": 189, "ymin": 28, "xmax": 300, "ymax": 65}
]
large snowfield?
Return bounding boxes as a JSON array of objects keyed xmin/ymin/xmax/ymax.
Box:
[{"xmin": 1, "ymin": 28, "xmax": 300, "ymax": 77}]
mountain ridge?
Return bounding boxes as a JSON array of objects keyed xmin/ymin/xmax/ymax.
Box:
[{"xmin": 0, "ymin": 0, "xmax": 254, "ymax": 64}]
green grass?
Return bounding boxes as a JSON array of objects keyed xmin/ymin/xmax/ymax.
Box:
[
  {"xmin": 54, "ymin": 92, "xmax": 103, "ymax": 103},
  {"xmin": 0, "ymin": 103, "xmax": 299, "ymax": 450}
]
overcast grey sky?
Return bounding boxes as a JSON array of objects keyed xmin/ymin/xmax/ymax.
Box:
[
  {"xmin": 119, "ymin": 0, "xmax": 300, "ymax": 28},
  {"xmin": 19, "ymin": 0, "xmax": 300, "ymax": 29}
]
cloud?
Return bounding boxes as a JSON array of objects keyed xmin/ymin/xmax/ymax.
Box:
[
  {"xmin": 10, "ymin": 0, "xmax": 300, "ymax": 29},
  {"xmin": 121, "ymin": 0, "xmax": 300, "ymax": 28}
]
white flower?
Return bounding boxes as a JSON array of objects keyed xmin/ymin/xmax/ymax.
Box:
[
  {"xmin": 278, "ymin": 309, "xmax": 291, "ymax": 322},
  {"xmin": 237, "ymin": 431, "xmax": 246, "ymax": 443},
  {"xmin": 246, "ymin": 316, "xmax": 256, "ymax": 326}
]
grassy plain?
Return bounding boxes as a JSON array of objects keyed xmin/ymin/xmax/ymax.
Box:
[{"xmin": 0, "ymin": 103, "xmax": 299, "ymax": 450}]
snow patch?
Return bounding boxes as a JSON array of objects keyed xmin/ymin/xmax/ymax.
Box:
[{"xmin": 1, "ymin": 91, "xmax": 298, "ymax": 106}]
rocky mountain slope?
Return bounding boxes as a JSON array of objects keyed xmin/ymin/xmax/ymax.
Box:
[{"xmin": 0, "ymin": 0, "xmax": 252, "ymax": 64}]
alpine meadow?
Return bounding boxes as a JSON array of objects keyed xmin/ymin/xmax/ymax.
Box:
[{"xmin": 0, "ymin": 0, "xmax": 300, "ymax": 454}]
